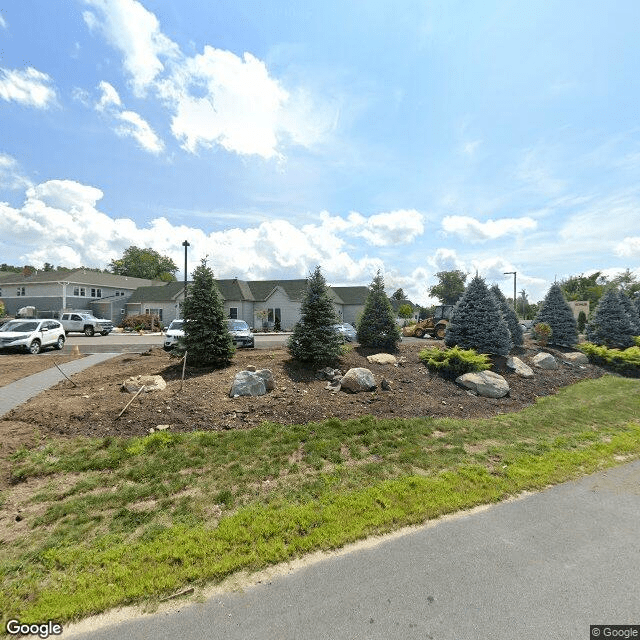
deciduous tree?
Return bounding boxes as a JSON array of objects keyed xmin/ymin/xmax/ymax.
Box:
[
  {"xmin": 429, "ymin": 270, "xmax": 467, "ymax": 305},
  {"xmin": 109, "ymin": 246, "xmax": 178, "ymax": 281}
]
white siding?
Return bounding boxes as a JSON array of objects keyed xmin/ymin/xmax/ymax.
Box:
[{"xmin": 255, "ymin": 288, "xmax": 300, "ymax": 330}]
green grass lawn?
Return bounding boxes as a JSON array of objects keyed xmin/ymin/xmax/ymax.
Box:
[{"xmin": 1, "ymin": 374, "xmax": 639, "ymax": 627}]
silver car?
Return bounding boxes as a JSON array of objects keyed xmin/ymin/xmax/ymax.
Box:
[
  {"xmin": 227, "ymin": 319, "xmax": 255, "ymax": 348},
  {"xmin": 0, "ymin": 319, "xmax": 66, "ymax": 354},
  {"xmin": 332, "ymin": 322, "xmax": 357, "ymax": 342}
]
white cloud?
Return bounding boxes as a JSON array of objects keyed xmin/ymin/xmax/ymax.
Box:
[
  {"xmin": 95, "ymin": 80, "xmax": 122, "ymax": 111},
  {"xmin": 427, "ymin": 248, "xmax": 466, "ymax": 272},
  {"xmin": 0, "ymin": 153, "xmax": 32, "ymax": 191},
  {"xmin": 334, "ymin": 209, "xmax": 425, "ymax": 246},
  {"xmin": 83, "ymin": 0, "xmax": 334, "ymax": 159},
  {"xmin": 515, "ymin": 148, "xmax": 565, "ymax": 196},
  {"xmin": 0, "ymin": 67, "xmax": 57, "ymax": 108},
  {"xmin": 94, "ymin": 81, "xmax": 164, "ymax": 154},
  {"xmin": 441, "ymin": 215, "xmax": 537, "ymax": 242},
  {"xmin": 0, "ymin": 14, "xmax": 7, "ymax": 29},
  {"xmin": 83, "ymin": 0, "xmax": 179, "ymax": 96},
  {"xmin": 115, "ymin": 110, "xmax": 164, "ymax": 154},
  {"xmin": 615, "ymin": 237, "xmax": 640, "ymax": 258},
  {"xmin": 461, "ymin": 140, "xmax": 481, "ymax": 157},
  {"xmin": 0, "ymin": 179, "xmax": 413, "ymax": 284}
]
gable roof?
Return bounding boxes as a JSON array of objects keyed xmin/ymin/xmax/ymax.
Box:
[
  {"xmin": 331, "ymin": 286, "xmax": 370, "ymax": 305},
  {"xmin": 246, "ymin": 279, "xmax": 309, "ymax": 302},
  {"xmin": 0, "ymin": 269, "xmax": 164, "ymax": 289},
  {"xmin": 127, "ymin": 281, "xmax": 186, "ymax": 303}
]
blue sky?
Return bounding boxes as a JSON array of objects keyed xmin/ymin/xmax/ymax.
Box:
[{"xmin": 1, "ymin": 0, "xmax": 639, "ymax": 304}]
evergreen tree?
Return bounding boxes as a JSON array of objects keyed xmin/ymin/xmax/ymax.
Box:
[
  {"xmin": 444, "ymin": 275, "xmax": 512, "ymax": 356},
  {"xmin": 533, "ymin": 283, "xmax": 578, "ymax": 346},
  {"xmin": 490, "ymin": 284, "xmax": 524, "ymax": 347},
  {"xmin": 577, "ymin": 311, "xmax": 587, "ymax": 333},
  {"xmin": 288, "ymin": 266, "xmax": 343, "ymax": 366},
  {"xmin": 617, "ymin": 290, "xmax": 640, "ymax": 335},
  {"xmin": 180, "ymin": 258, "xmax": 234, "ymax": 368},
  {"xmin": 634, "ymin": 295, "xmax": 640, "ymax": 326},
  {"xmin": 357, "ymin": 271, "xmax": 402, "ymax": 351},
  {"xmin": 586, "ymin": 288, "xmax": 636, "ymax": 348}
]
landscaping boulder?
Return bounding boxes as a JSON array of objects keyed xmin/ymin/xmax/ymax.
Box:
[
  {"xmin": 230, "ymin": 371, "xmax": 267, "ymax": 397},
  {"xmin": 455, "ymin": 371, "xmax": 509, "ymax": 398},
  {"xmin": 122, "ymin": 375, "xmax": 167, "ymax": 393},
  {"xmin": 562, "ymin": 352, "xmax": 589, "ymax": 365},
  {"xmin": 532, "ymin": 352, "xmax": 558, "ymax": 370},
  {"xmin": 255, "ymin": 368, "xmax": 275, "ymax": 391},
  {"xmin": 340, "ymin": 368, "xmax": 377, "ymax": 393},
  {"xmin": 506, "ymin": 356, "xmax": 534, "ymax": 378},
  {"xmin": 366, "ymin": 353, "xmax": 397, "ymax": 365}
]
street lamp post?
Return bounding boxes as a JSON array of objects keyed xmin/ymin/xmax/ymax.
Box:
[
  {"xmin": 182, "ymin": 240, "xmax": 190, "ymax": 317},
  {"xmin": 504, "ymin": 271, "xmax": 516, "ymax": 314}
]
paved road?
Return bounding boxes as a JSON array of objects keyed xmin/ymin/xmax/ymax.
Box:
[{"xmin": 67, "ymin": 461, "xmax": 640, "ymax": 640}]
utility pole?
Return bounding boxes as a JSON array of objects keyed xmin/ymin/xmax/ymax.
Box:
[
  {"xmin": 182, "ymin": 240, "xmax": 190, "ymax": 318},
  {"xmin": 504, "ymin": 271, "xmax": 516, "ymax": 313}
]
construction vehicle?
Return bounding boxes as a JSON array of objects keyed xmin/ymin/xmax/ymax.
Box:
[{"xmin": 402, "ymin": 305, "xmax": 454, "ymax": 339}]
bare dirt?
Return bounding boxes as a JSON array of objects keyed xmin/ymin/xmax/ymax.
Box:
[
  {"xmin": 0, "ymin": 339, "xmax": 606, "ymax": 488},
  {"xmin": 0, "ymin": 352, "xmax": 83, "ymax": 387}
]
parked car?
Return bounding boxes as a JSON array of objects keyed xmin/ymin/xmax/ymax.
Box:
[
  {"xmin": 0, "ymin": 319, "xmax": 66, "ymax": 354},
  {"xmin": 163, "ymin": 319, "xmax": 184, "ymax": 350},
  {"xmin": 60, "ymin": 312, "xmax": 114, "ymax": 336},
  {"xmin": 227, "ymin": 319, "xmax": 255, "ymax": 348},
  {"xmin": 332, "ymin": 322, "xmax": 357, "ymax": 342}
]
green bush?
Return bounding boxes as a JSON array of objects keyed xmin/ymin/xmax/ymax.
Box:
[
  {"xmin": 578, "ymin": 342, "xmax": 640, "ymax": 377},
  {"xmin": 419, "ymin": 346, "xmax": 491, "ymax": 380},
  {"xmin": 635, "ymin": 336, "xmax": 640, "ymax": 347},
  {"xmin": 532, "ymin": 322, "xmax": 552, "ymax": 347}
]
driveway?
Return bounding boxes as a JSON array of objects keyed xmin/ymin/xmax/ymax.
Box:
[{"xmin": 66, "ymin": 460, "xmax": 640, "ymax": 639}]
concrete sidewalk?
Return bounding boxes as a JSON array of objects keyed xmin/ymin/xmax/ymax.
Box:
[{"xmin": 0, "ymin": 353, "xmax": 120, "ymax": 417}]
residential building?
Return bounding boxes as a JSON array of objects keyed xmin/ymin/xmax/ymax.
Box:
[{"xmin": 0, "ymin": 269, "xmax": 166, "ymax": 321}]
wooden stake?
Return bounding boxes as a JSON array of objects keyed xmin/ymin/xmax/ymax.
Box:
[
  {"xmin": 117, "ymin": 385, "xmax": 146, "ymax": 419},
  {"xmin": 52, "ymin": 360, "xmax": 77, "ymax": 387},
  {"xmin": 180, "ymin": 351, "xmax": 187, "ymax": 392}
]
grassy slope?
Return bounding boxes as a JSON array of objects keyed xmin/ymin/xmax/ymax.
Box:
[{"xmin": 1, "ymin": 375, "xmax": 639, "ymax": 625}]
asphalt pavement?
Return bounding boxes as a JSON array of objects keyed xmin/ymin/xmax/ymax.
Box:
[{"xmin": 65, "ymin": 460, "xmax": 640, "ymax": 640}]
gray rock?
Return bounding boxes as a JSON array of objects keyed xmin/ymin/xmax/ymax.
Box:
[
  {"xmin": 506, "ymin": 356, "xmax": 534, "ymax": 378},
  {"xmin": 562, "ymin": 352, "xmax": 589, "ymax": 365},
  {"xmin": 455, "ymin": 371, "xmax": 509, "ymax": 398},
  {"xmin": 122, "ymin": 375, "xmax": 167, "ymax": 393},
  {"xmin": 381, "ymin": 377, "xmax": 391, "ymax": 391},
  {"xmin": 340, "ymin": 367, "xmax": 377, "ymax": 393},
  {"xmin": 255, "ymin": 368, "xmax": 275, "ymax": 391},
  {"xmin": 229, "ymin": 371, "xmax": 266, "ymax": 397},
  {"xmin": 532, "ymin": 352, "xmax": 558, "ymax": 370}
]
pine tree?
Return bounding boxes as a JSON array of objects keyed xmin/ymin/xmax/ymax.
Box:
[
  {"xmin": 180, "ymin": 258, "xmax": 234, "ymax": 368},
  {"xmin": 618, "ymin": 290, "xmax": 640, "ymax": 335},
  {"xmin": 356, "ymin": 271, "xmax": 402, "ymax": 351},
  {"xmin": 490, "ymin": 284, "xmax": 524, "ymax": 348},
  {"xmin": 634, "ymin": 295, "xmax": 640, "ymax": 326},
  {"xmin": 586, "ymin": 288, "xmax": 636, "ymax": 348},
  {"xmin": 533, "ymin": 283, "xmax": 578, "ymax": 346},
  {"xmin": 444, "ymin": 275, "xmax": 512, "ymax": 356},
  {"xmin": 288, "ymin": 266, "xmax": 343, "ymax": 366}
]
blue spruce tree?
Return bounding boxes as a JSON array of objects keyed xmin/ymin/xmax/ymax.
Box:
[
  {"xmin": 586, "ymin": 288, "xmax": 636, "ymax": 348},
  {"xmin": 490, "ymin": 284, "xmax": 524, "ymax": 348},
  {"xmin": 533, "ymin": 283, "xmax": 578, "ymax": 347},
  {"xmin": 356, "ymin": 271, "xmax": 402, "ymax": 351},
  {"xmin": 445, "ymin": 275, "xmax": 512, "ymax": 356}
]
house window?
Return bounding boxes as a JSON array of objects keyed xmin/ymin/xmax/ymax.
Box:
[
  {"xmin": 267, "ymin": 308, "xmax": 281, "ymax": 323},
  {"xmin": 16, "ymin": 287, "xmax": 26, "ymax": 296},
  {"xmin": 91, "ymin": 288, "xmax": 102, "ymax": 298},
  {"xmin": 228, "ymin": 307, "xmax": 238, "ymax": 319},
  {"xmin": 115, "ymin": 290, "xmax": 126, "ymax": 297},
  {"xmin": 73, "ymin": 287, "xmax": 86, "ymax": 297},
  {"xmin": 120, "ymin": 308, "xmax": 125, "ymax": 315},
  {"xmin": 145, "ymin": 308, "xmax": 163, "ymax": 320}
]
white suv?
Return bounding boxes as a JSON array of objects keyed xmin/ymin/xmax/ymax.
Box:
[{"xmin": 0, "ymin": 319, "xmax": 66, "ymax": 354}]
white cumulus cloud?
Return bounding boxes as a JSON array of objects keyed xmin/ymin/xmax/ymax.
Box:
[
  {"xmin": 615, "ymin": 236, "xmax": 640, "ymax": 258},
  {"xmin": 0, "ymin": 67, "xmax": 57, "ymax": 108},
  {"xmin": 83, "ymin": 0, "xmax": 334, "ymax": 159},
  {"xmin": 441, "ymin": 215, "xmax": 537, "ymax": 242},
  {"xmin": 0, "ymin": 153, "xmax": 32, "ymax": 191}
]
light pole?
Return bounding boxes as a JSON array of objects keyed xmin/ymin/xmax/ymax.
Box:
[
  {"xmin": 182, "ymin": 240, "xmax": 190, "ymax": 317},
  {"xmin": 504, "ymin": 271, "xmax": 516, "ymax": 313}
]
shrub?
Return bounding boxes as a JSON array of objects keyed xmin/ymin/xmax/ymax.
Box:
[
  {"xmin": 490, "ymin": 284, "xmax": 523, "ymax": 347},
  {"xmin": 577, "ymin": 310, "xmax": 587, "ymax": 333},
  {"xmin": 586, "ymin": 288, "xmax": 636, "ymax": 349},
  {"xmin": 419, "ymin": 346, "xmax": 491, "ymax": 380},
  {"xmin": 288, "ymin": 266, "xmax": 343, "ymax": 366},
  {"xmin": 121, "ymin": 313, "xmax": 161, "ymax": 331},
  {"xmin": 532, "ymin": 322, "xmax": 552, "ymax": 347},
  {"xmin": 0, "ymin": 299, "xmax": 5, "ymax": 317},
  {"xmin": 356, "ymin": 271, "xmax": 402, "ymax": 351},
  {"xmin": 533, "ymin": 283, "xmax": 578, "ymax": 346},
  {"xmin": 579, "ymin": 342, "xmax": 640, "ymax": 377},
  {"xmin": 180, "ymin": 258, "xmax": 235, "ymax": 368},
  {"xmin": 444, "ymin": 275, "xmax": 512, "ymax": 356}
]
